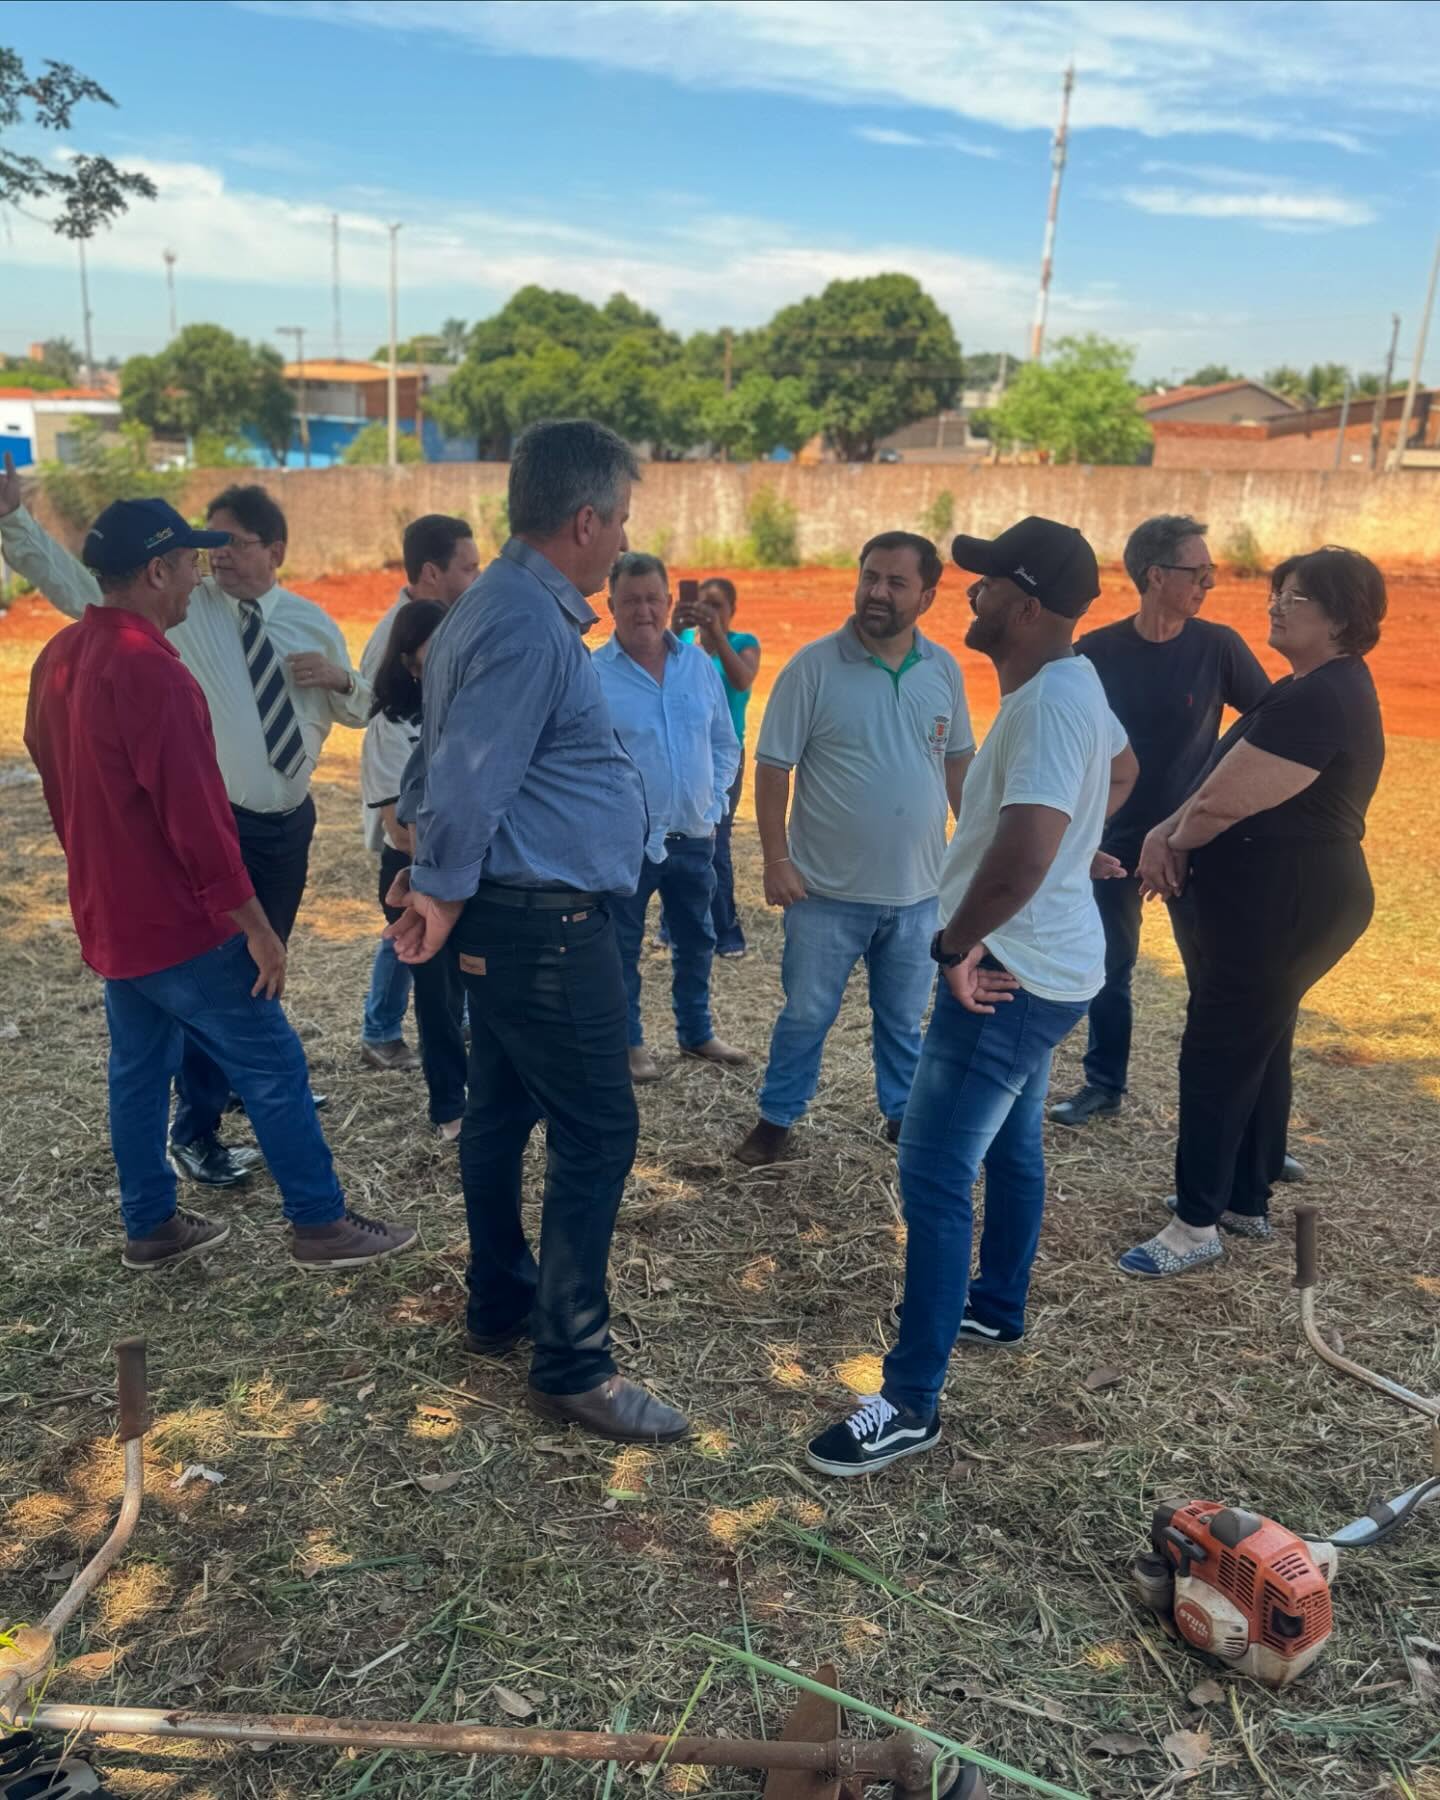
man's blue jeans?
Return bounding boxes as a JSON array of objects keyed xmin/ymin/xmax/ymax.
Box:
[
  {"xmin": 882, "ymin": 972, "xmax": 1087, "ymax": 1418},
  {"xmin": 758, "ymin": 894, "xmax": 934, "ymax": 1128},
  {"xmin": 104, "ymin": 935, "xmax": 345, "ymax": 1240},
  {"xmin": 362, "ymin": 934, "xmax": 413, "ymax": 1044},
  {"xmin": 609, "ymin": 835, "xmax": 718, "ymax": 1049}
]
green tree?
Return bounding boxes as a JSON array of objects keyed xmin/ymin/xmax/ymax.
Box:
[
  {"xmin": 341, "ymin": 422, "xmax": 423, "ymax": 465},
  {"xmin": 763, "ymin": 273, "xmax": 962, "ymax": 460},
  {"xmin": 0, "ymin": 49, "xmax": 156, "ymax": 237},
  {"xmin": 703, "ymin": 372, "xmax": 816, "ymax": 460},
  {"xmin": 121, "ymin": 325, "xmax": 294, "ymax": 460},
  {"xmin": 963, "ymin": 351, "xmax": 1022, "ymax": 390},
  {"xmin": 40, "ymin": 419, "xmax": 183, "ymax": 532},
  {"xmin": 985, "ymin": 333, "xmax": 1152, "ymax": 465},
  {"xmin": 1262, "ymin": 365, "xmax": 1308, "ymax": 404},
  {"xmin": 39, "ymin": 337, "xmax": 81, "ymax": 382},
  {"xmin": 1183, "ymin": 363, "xmax": 1241, "ymax": 386}
]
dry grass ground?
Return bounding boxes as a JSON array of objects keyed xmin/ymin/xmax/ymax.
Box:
[{"xmin": 1, "ymin": 577, "xmax": 1438, "ymax": 1800}]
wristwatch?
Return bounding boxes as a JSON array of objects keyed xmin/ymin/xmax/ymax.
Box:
[{"xmin": 929, "ymin": 930, "xmax": 969, "ymax": 969}]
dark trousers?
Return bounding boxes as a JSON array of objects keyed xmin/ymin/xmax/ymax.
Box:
[
  {"xmin": 172, "ymin": 796, "xmax": 316, "ymax": 1147},
  {"xmin": 1081, "ymin": 874, "xmax": 1144, "ymax": 1095},
  {"xmin": 379, "ymin": 846, "xmax": 467, "ymax": 1125},
  {"xmin": 1171, "ymin": 840, "xmax": 1373, "ymax": 1226},
  {"xmin": 711, "ymin": 751, "xmax": 746, "ymax": 954},
  {"xmin": 453, "ymin": 891, "xmax": 638, "ymax": 1396},
  {"xmin": 610, "ymin": 834, "xmax": 717, "ymax": 1049}
]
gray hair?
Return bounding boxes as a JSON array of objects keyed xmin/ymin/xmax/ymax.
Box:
[
  {"xmin": 508, "ymin": 418, "xmax": 641, "ymax": 539},
  {"xmin": 1123, "ymin": 514, "xmax": 1208, "ymax": 594},
  {"xmin": 609, "ymin": 550, "xmax": 669, "ymax": 591}
]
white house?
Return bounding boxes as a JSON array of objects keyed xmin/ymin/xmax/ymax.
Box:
[{"xmin": 0, "ymin": 388, "xmax": 123, "ymax": 467}]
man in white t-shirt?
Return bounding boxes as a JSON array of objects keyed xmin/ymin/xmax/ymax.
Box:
[
  {"xmin": 357, "ymin": 514, "xmax": 479, "ymax": 1071},
  {"xmin": 807, "ymin": 518, "xmax": 1137, "ymax": 1479}
]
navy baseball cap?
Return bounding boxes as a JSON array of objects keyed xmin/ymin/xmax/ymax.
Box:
[
  {"xmin": 82, "ymin": 498, "xmax": 230, "ymax": 576},
  {"xmin": 951, "ymin": 516, "xmax": 1101, "ymax": 619}
]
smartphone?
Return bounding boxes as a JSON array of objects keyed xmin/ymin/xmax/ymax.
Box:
[{"xmin": 676, "ymin": 577, "xmax": 700, "ymax": 630}]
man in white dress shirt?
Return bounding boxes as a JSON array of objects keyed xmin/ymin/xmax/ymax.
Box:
[
  {"xmin": 0, "ymin": 464, "xmax": 368, "ymax": 1187},
  {"xmin": 357, "ymin": 514, "xmax": 479, "ymax": 1073}
]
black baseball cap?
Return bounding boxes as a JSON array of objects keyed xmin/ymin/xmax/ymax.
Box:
[
  {"xmin": 82, "ymin": 498, "xmax": 230, "ymax": 577},
  {"xmin": 951, "ymin": 516, "xmax": 1100, "ymax": 619}
]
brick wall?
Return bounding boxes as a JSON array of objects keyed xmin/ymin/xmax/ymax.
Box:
[
  {"xmin": 30, "ymin": 458, "xmax": 1440, "ymax": 574},
  {"xmin": 1153, "ymin": 418, "xmax": 1411, "ymax": 474}
]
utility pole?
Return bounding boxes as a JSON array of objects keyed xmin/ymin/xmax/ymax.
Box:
[
  {"xmin": 1369, "ymin": 312, "xmax": 1400, "ymax": 471},
  {"xmin": 387, "ymin": 222, "xmax": 402, "ymax": 469},
  {"xmin": 77, "ymin": 241, "xmax": 95, "ymax": 385},
  {"xmin": 1028, "ymin": 61, "xmax": 1074, "ymax": 363},
  {"xmin": 331, "ymin": 213, "xmax": 342, "ymax": 359},
  {"xmin": 1331, "ymin": 373, "xmax": 1352, "ymax": 471},
  {"xmin": 163, "ymin": 249, "xmax": 178, "ymax": 340},
  {"xmin": 277, "ymin": 325, "xmax": 309, "ymax": 469},
  {"xmin": 1389, "ymin": 231, "xmax": 1440, "ymax": 473}
]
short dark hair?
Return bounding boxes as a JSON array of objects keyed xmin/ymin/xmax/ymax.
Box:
[
  {"xmin": 370, "ymin": 599, "xmax": 446, "ymax": 724},
  {"xmin": 1269, "ymin": 546, "xmax": 1386, "ymax": 656},
  {"xmin": 206, "ymin": 483, "xmax": 288, "ymax": 546},
  {"xmin": 508, "ymin": 419, "xmax": 640, "ymax": 539},
  {"xmin": 95, "ymin": 546, "xmax": 188, "ymax": 594},
  {"xmin": 402, "ymin": 514, "xmax": 473, "ymax": 584},
  {"xmin": 1123, "ymin": 514, "xmax": 1207, "ymax": 593},
  {"xmin": 608, "ymin": 550, "xmax": 668, "ymax": 591},
  {"xmin": 859, "ymin": 530, "xmax": 943, "ymax": 590},
  {"xmin": 700, "ymin": 576, "xmax": 737, "ymax": 611}
]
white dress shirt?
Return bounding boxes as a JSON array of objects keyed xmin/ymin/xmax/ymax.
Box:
[
  {"xmin": 2, "ymin": 505, "xmax": 370, "ymax": 814},
  {"xmin": 359, "ymin": 586, "xmax": 412, "ymax": 686}
]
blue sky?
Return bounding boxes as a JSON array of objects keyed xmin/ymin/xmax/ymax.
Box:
[{"xmin": 3, "ymin": 0, "xmax": 1439, "ymax": 384}]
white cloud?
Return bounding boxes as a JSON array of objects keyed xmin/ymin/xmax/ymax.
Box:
[
  {"xmin": 238, "ymin": 0, "xmax": 1438, "ymax": 148},
  {"xmin": 854, "ymin": 126, "xmax": 1000, "ymax": 159},
  {"xmin": 0, "ymin": 151, "xmax": 1099, "ymax": 350},
  {"xmin": 1120, "ymin": 184, "xmax": 1376, "ymax": 229}
]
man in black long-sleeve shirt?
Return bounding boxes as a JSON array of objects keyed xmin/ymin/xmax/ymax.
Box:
[{"xmin": 1050, "ymin": 514, "xmax": 1272, "ymax": 1127}]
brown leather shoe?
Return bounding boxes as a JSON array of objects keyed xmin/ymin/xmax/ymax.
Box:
[
  {"xmin": 628, "ymin": 1044, "xmax": 662, "ymax": 1084},
  {"xmin": 122, "ymin": 1207, "xmax": 230, "ymax": 1271},
  {"xmin": 528, "ymin": 1375, "xmax": 690, "ymax": 1443},
  {"xmin": 290, "ymin": 1208, "xmax": 418, "ymax": 1271},
  {"xmin": 734, "ymin": 1118, "xmax": 793, "ymax": 1166},
  {"xmin": 463, "ymin": 1318, "xmax": 530, "ymax": 1357},
  {"xmin": 360, "ymin": 1038, "xmax": 420, "ymax": 1072},
  {"xmin": 683, "ymin": 1036, "xmax": 749, "ymax": 1068}
]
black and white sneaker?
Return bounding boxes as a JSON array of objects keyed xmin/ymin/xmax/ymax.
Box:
[
  {"xmin": 889, "ymin": 1299, "xmax": 1024, "ymax": 1348},
  {"xmin": 806, "ymin": 1394, "xmax": 940, "ymax": 1477}
]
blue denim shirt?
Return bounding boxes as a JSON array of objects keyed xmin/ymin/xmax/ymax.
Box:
[
  {"xmin": 402, "ymin": 539, "xmax": 646, "ymax": 900},
  {"xmin": 593, "ymin": 632, "xmax": 740, "ymax": 862}
]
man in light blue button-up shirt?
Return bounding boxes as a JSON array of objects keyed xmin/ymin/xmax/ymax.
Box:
[{"xmin": 594, "ymin": 553, "xmax": 746, "ymax": 1082}]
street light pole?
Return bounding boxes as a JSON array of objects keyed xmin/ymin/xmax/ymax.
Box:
[
  {"xmin": 387, "ymin": 222, "xmax": 402, "ymax": 469},
  {"xmin": 1389, "ymin": 231, "xmax": 1440, "ymax": 473},
  {"xmin": 77, "ymin": 241, "xmax": 95, "ymax": 385},
  {"xmin": 163, "ymin": 250, "xmax": 178, "ymax": 340},
  {"xmin": 277, "ymin": 326, "xmax": 310, "ymax": 469}
]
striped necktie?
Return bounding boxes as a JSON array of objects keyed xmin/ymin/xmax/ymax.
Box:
[{"xmin": 239, "ymin": 600, "xmax": 307, "ymax": 779}]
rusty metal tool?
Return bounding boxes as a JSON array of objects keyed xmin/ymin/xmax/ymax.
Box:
[{"xmin": 1, "ymin": 1340, "xmax": 985, "ymax": 1799}]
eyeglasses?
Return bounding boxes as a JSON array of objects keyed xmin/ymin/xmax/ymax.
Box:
[
  {"xmin": 1268, "ymin": 591, "xmax": 1319, "ymax": 614},
  {"xmin": 217, "ymin": 533, "xmax": 267, "ymax": 550},
  {"xmin": 1156, "ymin": 563, "xmax": 1217, "ymax": 581}
]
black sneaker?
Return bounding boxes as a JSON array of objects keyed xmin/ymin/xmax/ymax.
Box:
[
  {"xmin": 807, "ymin": 1394, "xmax": 940, "ymax": 1477},
  {"xmin": 169, "ymin": 1134, "xmax": 254, "ymax": 1188},
  {"xmin": 1277, "ymin": 1153, "xmax": 1306, "ymax": 1183},
  {"xmin": 889, "ymin": 1298, "xmax": 1024, "ymax": 1348},
  {"xmin": 1048, "ymin": 1084, "xmax": 1122, "ymax": 1128}
]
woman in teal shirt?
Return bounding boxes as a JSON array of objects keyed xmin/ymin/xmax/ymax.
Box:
[{"xmin": 676, "ymin": 577, "xmax": 761, "ymax": 956}]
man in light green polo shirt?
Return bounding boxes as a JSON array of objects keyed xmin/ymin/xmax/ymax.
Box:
[{"xmin": 734, "ymin": 531, "xmax": 974, "ymax": 1165}]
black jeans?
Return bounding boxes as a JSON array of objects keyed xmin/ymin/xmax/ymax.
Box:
[
  {"xmin": 1171, "ymin": 838, "xmax": 1373, "ymax": 1226},
  {"xmin": 1081, "ymin": 873, "xmax": 1144, "ymax": 1095},
  {"xmin": 172, "ymin": 795, "xmax": 315, "ymax": 1147},
  {"xmin": 452, "ymin": 890, "xmax": 638, "ymax": 1395},
  {"xmin": 379, "ymin": 846, "xmax": 466, "ymax": 1125}
]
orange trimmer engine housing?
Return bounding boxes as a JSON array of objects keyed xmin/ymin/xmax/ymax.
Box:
[{"xmin": 1150, "ymin": 1501, "xmax": 1337, "ymax": 1686}]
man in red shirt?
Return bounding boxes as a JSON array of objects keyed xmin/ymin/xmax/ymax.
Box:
[{"xmin": 23, "ymin": 491, "xmax": 417, "ymax": 1273}]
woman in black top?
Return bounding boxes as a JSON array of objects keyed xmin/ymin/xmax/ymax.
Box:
[{"xmin": 1119, "ymin": 547, "xmax": 1386, "ymax": 1278}]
